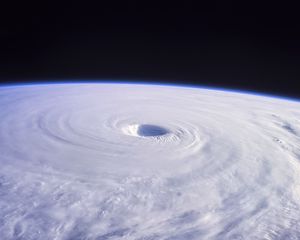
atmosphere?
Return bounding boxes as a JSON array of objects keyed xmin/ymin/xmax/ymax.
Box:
[
  {"xmin": 1, "ymin": 2, "xmax": 300, "ymax": 98},
  {"xmin": 1, "ymin": 2, "xmax": 300, "ymax": 240}
]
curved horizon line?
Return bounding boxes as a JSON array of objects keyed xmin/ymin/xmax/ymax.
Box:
[{"xmin": 0, "ymin": 80, "xmax": 299, "ymax": 103}]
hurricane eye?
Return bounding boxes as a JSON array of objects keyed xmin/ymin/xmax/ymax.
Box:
[{"xmin": 137, "ymin": 124, "xmax": 169, "ymax": 137}]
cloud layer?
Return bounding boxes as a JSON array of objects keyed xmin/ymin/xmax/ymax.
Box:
[{"xmin": 1, "ymin": 84, "xmax": 300, "ymax": 239}]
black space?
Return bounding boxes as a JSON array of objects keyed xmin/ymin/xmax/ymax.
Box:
[{"xmin": 1, "ymin": 2, "xmax": 300, "ymax": 98}]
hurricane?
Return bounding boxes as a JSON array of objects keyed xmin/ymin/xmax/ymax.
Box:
[{"xmin": 1, "ymin": 83, "xmax": 300, "ymax": 239}]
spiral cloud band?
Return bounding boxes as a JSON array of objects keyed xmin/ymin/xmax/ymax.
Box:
[{"xmin": 1, "ymin": 83, "xmax": 300, "ymax": 239}]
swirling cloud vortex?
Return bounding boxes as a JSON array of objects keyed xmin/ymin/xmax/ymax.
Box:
[{"xmin": 1, "ymin": 83, "xmax": 300, "ymax": 239}]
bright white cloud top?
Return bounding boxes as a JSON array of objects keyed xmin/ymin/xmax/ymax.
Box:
[{"xmin": 1, "ymin": 83, "xmax": 300, "ymax": 239}]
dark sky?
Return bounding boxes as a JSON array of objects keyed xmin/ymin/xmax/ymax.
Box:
[{"xmin": 1, "ymin": 2, "xmax": 300, "ymax": 98}]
